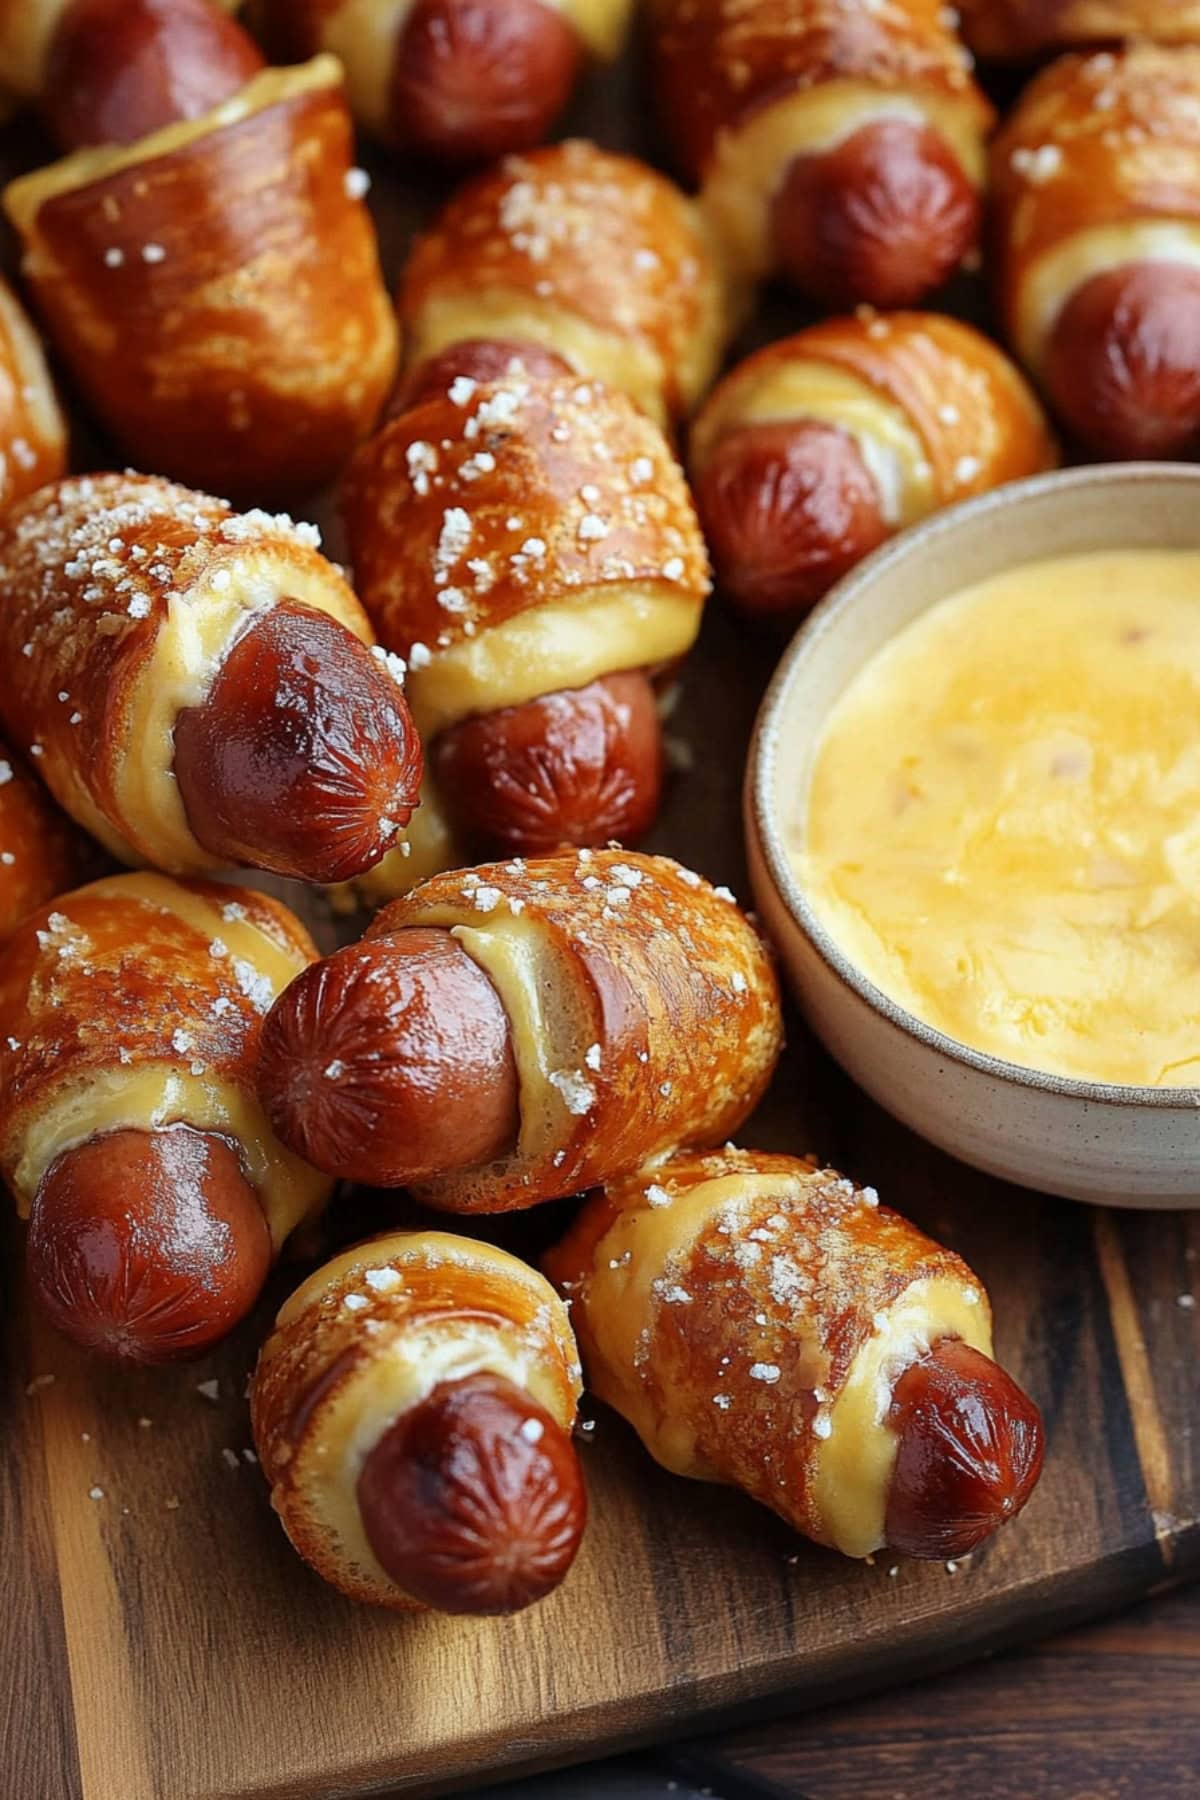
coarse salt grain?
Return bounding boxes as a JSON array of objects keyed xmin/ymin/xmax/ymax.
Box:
[
  {"xmin": 549, "ymin": 1068, "xmax": 596, "ymax": 1114},
  {"xmin": 1011, "ymin": 144, "xmax": 1063, "ymax": 184},
  {"xmin": 749, "ymin": 1362, "xmax": 781, "ymax": 1383},
  {"xmin": 371, "ymin": 644, "xmax": 408, "ymax": 683}
]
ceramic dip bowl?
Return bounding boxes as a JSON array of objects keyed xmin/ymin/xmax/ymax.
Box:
[{"xmin": 746, "ymin": 463, "xmax": 1200, "ymax": 1209}]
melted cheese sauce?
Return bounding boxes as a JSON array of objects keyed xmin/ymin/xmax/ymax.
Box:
[{"xmin": 801, "ymin": 550, "xmax": 1200, "ymax": 1088}]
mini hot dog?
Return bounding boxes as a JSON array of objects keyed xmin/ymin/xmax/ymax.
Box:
[
  {"xmin": 545, "ymin": 1148, "xmax": 1045, "ymax": 1562},
  {"xmin": 992, "ymin": 46, "xmax": 1200, "ymax": 460},
  {"xmin": 258, "ymin": 850, "xmax": 783, "ymax": 1209},
  {"xmin": 395, "ymin": 138, "xmax": 731, "ymax": 431},
  {"xmin": 0, "ymin": 873, "xmax": 331, "ymax": 1363},
  {"xmin": 690, "ymin": 312, "xmax": 1057, "ymax": 621},
  {"xmin": 252, "ymin": 1230, "xmax": 586, "ymax": 1613},
  {"xmin": 341, "ymin": 367, "xmax": 707, "ymax": 882},
  {"xmin": 4, "ymin": 9, "xmax": 397, "ymax": 499},
  {"xmin": 0, "ymin": 474, "xmax": 423, "ymax": 885},
  {"xmin": 648, "ymin": 0, "xmax": 992, "ymax": 309},
  {"xmin": 260, "ymin": 0, "xmax": 632, "ymax": 163}
]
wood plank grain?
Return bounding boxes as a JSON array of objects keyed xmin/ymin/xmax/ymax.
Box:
[
  {"xmin": 29, "ymin": 1310, "xmax": 157, "ymax": 1800},
  {"xmin": 681, "ymin": 1579, "xmax": 1200, "ymax": 1800},
  {"xmin": 1, "ymin": 1209, "xmax": 82, "ymax": 1800}
]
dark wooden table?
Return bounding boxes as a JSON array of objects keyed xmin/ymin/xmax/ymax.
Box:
[{"xmin": 464, "ymin": 1579, "xmax": 1200, "ymax": 1800}]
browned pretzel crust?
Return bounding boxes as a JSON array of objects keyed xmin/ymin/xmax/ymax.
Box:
[{"xmin": 4, "ymin": 59, "xmax": 397, "ymax": 498}]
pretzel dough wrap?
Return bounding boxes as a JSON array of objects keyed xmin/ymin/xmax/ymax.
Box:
[
  {"xmin": 546, "ymin": 1149, "xmax": 997, "ymax": 1559},
  {"xmin": 3, "ymin": 58, "xmax": 397, "ymax": 499},
  {"xmin": 959, "ymin": 0, "xmax": 1200, "ymax": 60},
  {"xmin": 648, "ymin": 0, "xmax": 992, "ymax": 296},
  {"xmin": 343, "ymin": 372, "xmax": 710, "ymax": 743},
  {"xmin": 397, "ymin": 140, "xmax": 732, "ymax": 428},
  {"xmin": 0, "ymin": 276, "xmax": 67, "ymax": 510},
  {"xmin": 0, "ymin": 741, "xmax": 89, "ymax": 943},
  {"xmin": 992, "ymin": 46, "xmax": 1200, "ymax": 375},
  {"xmin": 366, "ymin": 850, "xmax": 783, "ymax": 1213},
  {"xmin": 0, "ymin": 473, "xmax": 380, "ymax": 875},
  {"xmin": 252, "ymin": 1230, "xmax": 583, "ymax": 1610},
  {"xmin": 266, "ymin": 0, "xmax": 632, "ymax": 157},
  {"xmin": 0, "ymin": 872, "xmax": 329, "ymax": 1246}
]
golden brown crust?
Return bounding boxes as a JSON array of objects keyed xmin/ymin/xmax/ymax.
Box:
[
  {"xmin": 648, "ymin": 0, "xmax": 990, "ymax": 182},
  {"xmin": 0, "ymin": 472, "xmax": 371, "ymax": 873},
  {"xmin": 251, "ymin": 1229, "xmax": 581, "ymax": 1609},
  {"xmin": 4, "ymin": 61, "xmax": 397, "ymax": 499},
  {"xmin": 960, "ymin": 0, "xmax": 1200, "ymax": 59},
  {"xmin": 0, "ymin": 742, "xmax": 88, "ymax": 942},
  {"xmin": 691, "ymin": 311, "xmax": 1058, "ymax": 512},
  {"xmin": 0, "ymin": 277, "xmax": 67, "ymax": 509},
  {"xmin": 991, "ymin": 46, "xmax": 1200, "ymax": 365},
  {"xmin": 396, "ymin": 139, "xmax": 732, "ymax": 425},
  {"xmin": 342, "ymin": 371, "xmax": 709, "ymax": 736},
  {"xmin": 545, "ymin": 1147, "xmax": 988, "ymax": 1551},
  {"xmin": 0, "ymin": 871, "xmax": 328, "ymax": 1242},
  {"xmin": 370, "ymin": 850, "xmax": 784, "ymax": 1213}
]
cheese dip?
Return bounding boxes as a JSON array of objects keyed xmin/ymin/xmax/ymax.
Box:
[{"xmin": 800, "ymin": 549, "xmax": 1200, "ymax": 1087}]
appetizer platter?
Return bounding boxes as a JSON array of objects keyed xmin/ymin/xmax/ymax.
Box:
[{"xmin": 1, "ymin": 3, "xmax": 1198, "ymax": 1798}]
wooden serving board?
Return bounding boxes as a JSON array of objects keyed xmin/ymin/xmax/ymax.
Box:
[{"xmin": 3, "ymin": 37, "xmax": 1200, "ymax": 1800}]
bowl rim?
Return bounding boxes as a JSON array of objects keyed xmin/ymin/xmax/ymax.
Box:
[{"xmin": 748, "ymin": 460, "xmax": 1200, "ymax": 1113}]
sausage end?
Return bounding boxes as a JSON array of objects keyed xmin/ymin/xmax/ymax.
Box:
[
  {"xmin": 884, "ymin": 1336, "xmax": 1045, "ymax": 1560},
  {"xmin": 770, "ymin": 120, "xmax": 980, "ymax": 309},
  {"xmin": 356, "ymin": 1372, "xmax": 586, "ymax": 1613},
  {"xmin": 27, "ymin": 1124, "xmax": 271, "ymax": 1364}
]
